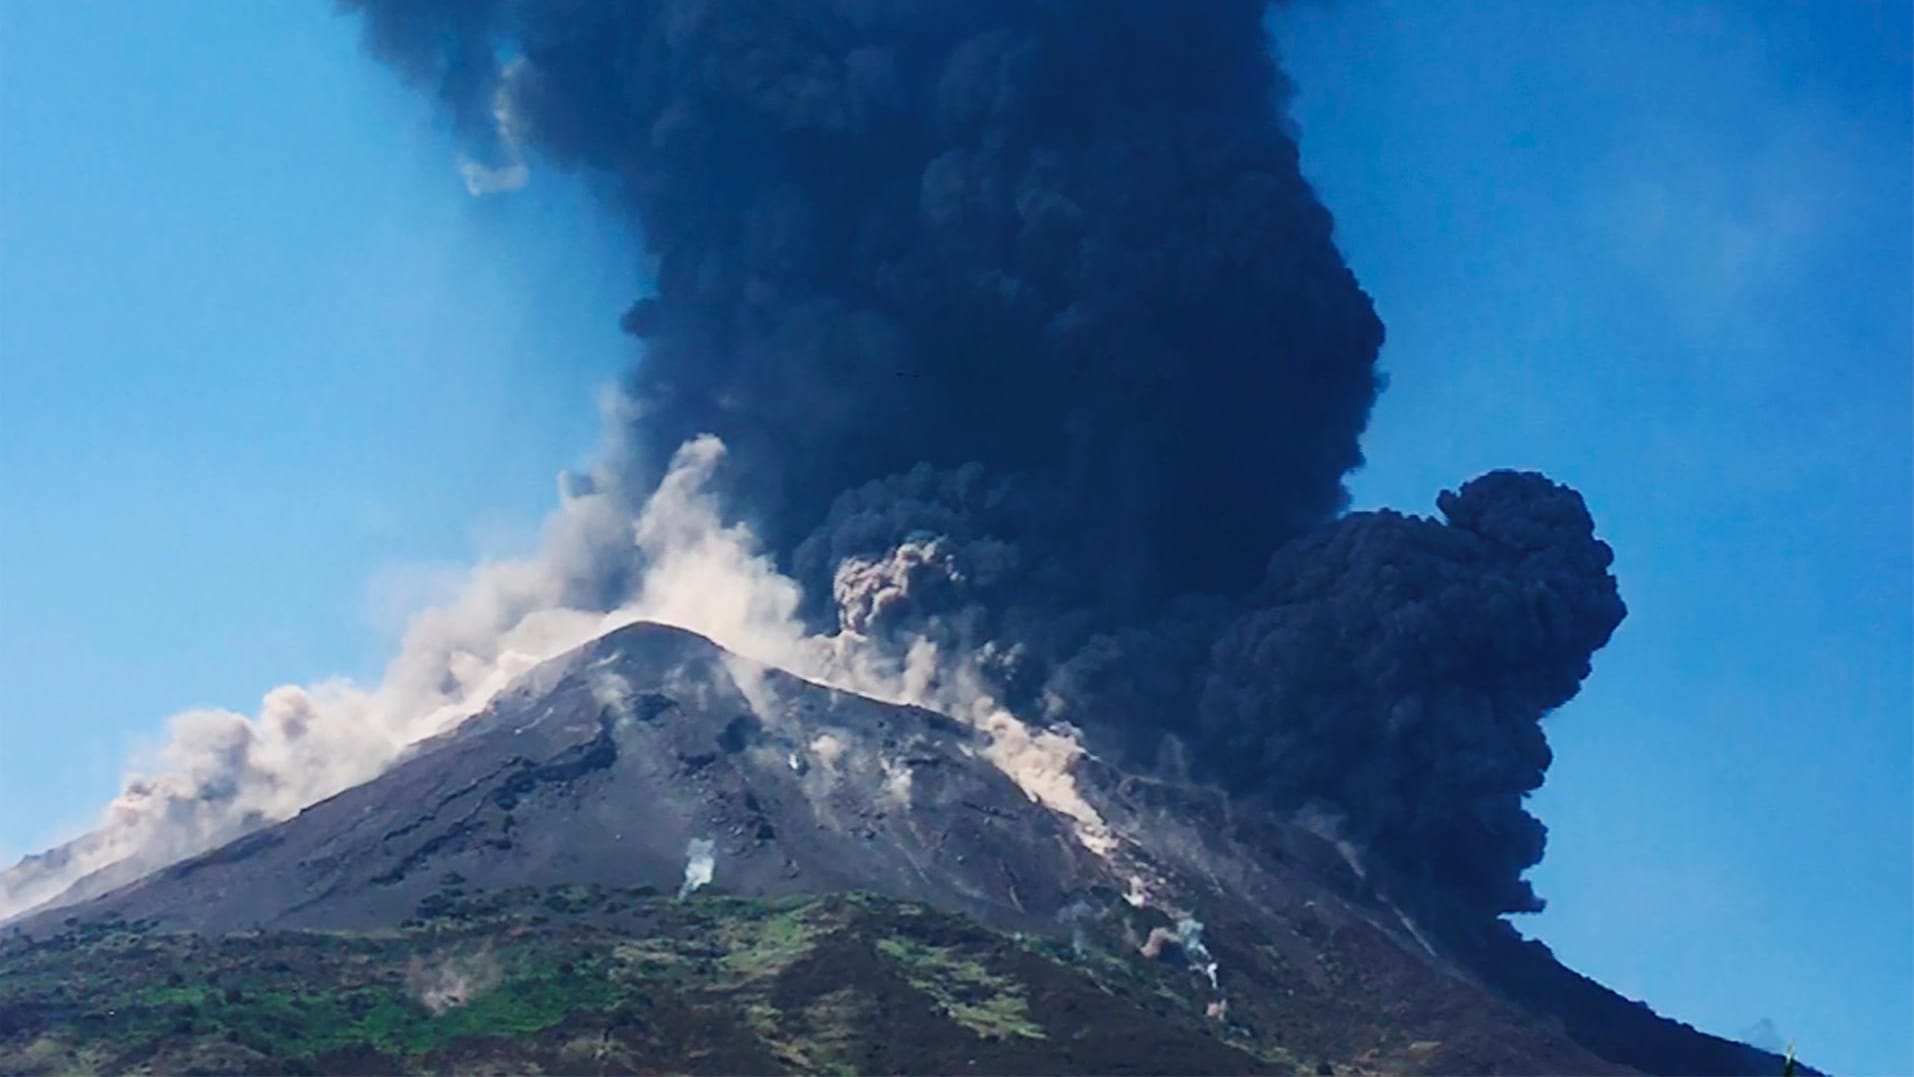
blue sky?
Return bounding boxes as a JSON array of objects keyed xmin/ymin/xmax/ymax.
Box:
[
  {"xmin": 0, "ymin": 2, "xmax": 635, "ymax": 838},
  {"xmin": 0, "ymin": 2, "xmax": 1907, "ymax": 1072}
]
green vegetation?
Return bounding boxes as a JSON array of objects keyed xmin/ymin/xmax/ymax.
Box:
[
  {"xmin": 0, "ymin": 888, "xmax": 1276, "ymax": 1075},
  {"xmin": 714, "ymin": 900, "xmax": 828, "ymax": 980},
  {"xmin": 875, "ymin": 936, "xmax": 1044, "ymax": 1040}
]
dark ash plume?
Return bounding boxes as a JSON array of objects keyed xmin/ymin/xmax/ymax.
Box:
[
  {"xmin": 342, "ymin": 0, "xmax": 1625, "ymax": 918},
  {"xmin": 348, "ymin": 0, "xmax": 1383, "ymax": 602},
  {"xmin": 1198, "ymin": 471, "xmax": 1627, "ymax": 914}
]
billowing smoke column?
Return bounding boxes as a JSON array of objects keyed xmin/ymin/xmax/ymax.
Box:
[
  {"xmin": 1201, "ymin": 472, "xmax": 1626, "ymax": 913},
  {"xmin": 0, "ymin": 1, "xmax": 1623, "ymax": 927},
  {"xmin": 0, "ymin": 0, "xmax": 1627, "ymax": 928},
  {"xmin": 353, "ymin": 0, "xmax": 1383, "ymax": 601},
  {"xmin": 337, "ymin": 0, "xmax": 1626, "ymax": 917},
  {"xmin": 342, "ymin": 0, "xmax": 1382, "ymax": 695}
]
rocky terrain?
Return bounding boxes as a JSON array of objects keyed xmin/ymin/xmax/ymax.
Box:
[{"xmin": 1, "ymin": 623, "xmax": 1803, "ymax": 1075}]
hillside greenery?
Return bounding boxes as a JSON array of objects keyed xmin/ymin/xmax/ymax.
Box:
[{"xmin": 0, "ymin": 886, "xmax": 1281, "ymax": 1075}]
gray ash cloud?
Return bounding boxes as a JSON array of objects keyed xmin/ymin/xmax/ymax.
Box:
[{"xmin": 344, "ymin": 0, "xmax": 1624, "ymax": 918}]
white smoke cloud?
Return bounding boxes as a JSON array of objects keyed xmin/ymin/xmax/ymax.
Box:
[
  {"xmin": 879, "ymin": 756, "xmax": 914, "ymax": 807},
  {"xmin": 1178, "ymin": 916, "xmax": 1220, "ymax": 991},
  {"xmin": 1, "ymin": 426, "xmax": 1127, "ymax": 924},
  {"xmin": 0, "ymin": 445, "xmax": 647, "ymax": 922},
  {"xmin": 408, "ymin": 948, "xmax": 502, "ymax": 1013},
  {"xmin": 1140, "ymin": 915, "xmax": 1222, "ymax": 1001},
  {"xmin": 458, "ymin": 58, "xmax": 533, "ymax": 196},
  {"xmin": 678, "ymin": 837, "xmax": 716, "ymax": 900},
  {"xmin": 808, "ymin": 734, "xmax": 846, "ymax": 770},
  {"xmin": 460, "ymin": 159, "xmax": 530, "ymax": 196},
  {"xmin": 590, "ymin": 668, "xmax": 636, "ymax": 727},
  {"xmin": 611, "ymin": 437, "xmax": 1121, "ymax": 860}
]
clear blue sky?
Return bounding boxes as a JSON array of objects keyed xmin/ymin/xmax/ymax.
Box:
[{"xmin": 1, "ymin": 2, "xmax": 1907, "ymax": 1072}]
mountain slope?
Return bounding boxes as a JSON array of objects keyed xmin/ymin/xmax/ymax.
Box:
[
  {"xmin": 14, "ymin": 623, "xmax": 1103, "ymax": 937},
  {"xmin": 1, "ymin": 890, "xmax": 1279, "ymax": 1076},
  {"xmin": 5, "ymin": 623, "xmax": 1802, "ymax": 1075}
]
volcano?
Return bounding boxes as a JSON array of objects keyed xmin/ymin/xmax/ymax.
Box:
[{"xmin": 3, "ymin": 622, "xmax": 1803, "ymax": 1075}]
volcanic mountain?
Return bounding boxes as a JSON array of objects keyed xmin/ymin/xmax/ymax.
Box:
[{"xmin": 4, "ymin": 622, "xmax": 1801, "ymax": 1075}]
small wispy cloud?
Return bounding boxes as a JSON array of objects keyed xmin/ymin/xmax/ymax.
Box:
[{"xmin": 459, "ymin": 158, "xmax": 529, "ymax": 196}]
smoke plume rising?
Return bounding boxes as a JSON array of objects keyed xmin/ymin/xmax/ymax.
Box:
[
  {"xmin": 408, "ymin": 947, "xmax": 503, "ymax": 1013},
  {"xmin": 0, "ymin": 447, "xmax": 653, "ymax": 922},
  {"xmin": 3, "ymin": 0, "xmax": 1627, "ymax": 927},
  {"xmin": 678, "ymin": 836, "xmax": 717, "ymax": 900},
  {"xmin": 340, "ymin": 0, "xmax": 1625, "ymax": 915}
]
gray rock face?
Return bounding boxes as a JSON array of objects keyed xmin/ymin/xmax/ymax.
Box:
[{"xmin": 20, "ymin": 623, "xmax": 1104, "ymax": 936}]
